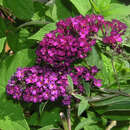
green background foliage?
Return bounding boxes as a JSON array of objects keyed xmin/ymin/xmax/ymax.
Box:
[{"xmin": 0, "ymin": 0, "xmax": 130, "ymax": 129}]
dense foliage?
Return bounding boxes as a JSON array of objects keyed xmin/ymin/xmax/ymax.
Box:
[{"xmin": 0, "ymin": 0, "xmax": 130, "ymax": 130}]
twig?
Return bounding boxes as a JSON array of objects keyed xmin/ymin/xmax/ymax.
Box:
[
  {"xmin": 67, "ymin": 105, "xmax": 71, "ymax": 130},
  {"xmin": 106, "ymin": 121, "xmax": 117, "ymax": 130}
]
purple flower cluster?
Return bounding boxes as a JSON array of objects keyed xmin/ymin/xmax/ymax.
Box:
[
  {"xmin": 36, "ymin": 15, "xmax": 127, "ymax": 67},
  {"xmin": 6, "ymin": 66, "xmax": 68, "ymax": 103},
  {"xmin": 6, "ymin": 65, "xmax": 101, "ymax": 104},
  {"xmin": 101, "ymin": 19, "xmax": 127, "ymax": 49},
  {"xmin": 71, "ymin": 66, "xmax": 102, "ymax": 90},
  {"xmin": 36, "ymin": 15, "xmax": 104, "ymax": 67}
]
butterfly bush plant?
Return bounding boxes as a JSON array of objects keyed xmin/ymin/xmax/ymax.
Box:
[{"xmin": 0, "ymin": 0, "xmax": 130, "ymax": 130}]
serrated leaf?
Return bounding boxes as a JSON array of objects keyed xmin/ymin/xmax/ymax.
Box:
[
  {"xmin": 3, "ymin": 0, "xmax": 34, "ymax": 19},
  {"xmin": 70, "ymin": 0, "xmax": 91, "ymax": 16},
  {"xmin": 78, "ymin": 99, "xmax": 89, "ymax": 116},
  {"xmin": 28, "ymin": 23, "xmax": 56, "ymax": 41},
  {"xmin": 0, "ymin": 37, "xmax": 6, "ymax": 53},
  {"xmin": 0, "ymin": 49, "xmax": 36, "ymax": 87}
]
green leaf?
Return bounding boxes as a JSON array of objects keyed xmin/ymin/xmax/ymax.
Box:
[
  {"xmin": 103, "ymin": 4, "xmax": 130, "ymax": 19},
  {"xmin": 55, "ymin": 0, "xmax": 72, "ymax": 20},
  {"xmin": 103, "ymin": 111, "xmax": 130, "ymax": 121},
  {"xmin": 75, "ymin": 113, "xmax": 104, "ymax": 130},
  {"xmin": 93, "ymin": 89, "xmax": 130, "ymax": 107},
  {"xmin": 70, "ymin": 0, "xmax": 91, "ymax": 16},
  {"xmin": 39, "ymin": 101, "xmax": 48, "ymax": 116},
  {"xmin": 96, "ymin": 101, "xmax": 130, "ymax": 114},
  {"xmin": 82, "ymin": 80, "xmax": 90, "ymax": 97},
  {"xmin": 31, "ymin": 2, "xmax": 46, "ymax": 21},
  {"xmin": 28, "ymin": 23, "xmax": 56, "ymax": 41},
  {"xmin": 111, "ymin": 0, "xmax": 121, "ymax": 3},
  {"xmin": 0, "ymin": 0, "xmax": 3, "ymax": 5},
  {"xmin": 72, "ymin": 93, "xmax": 84, "ymax": 100},
  {"xmin": 78, "ymin": 99, "xmax": 89, "ymax": 116},
  {"xmin": 40, "ymin": 107, "xmax": 61, "ymax": 126},
  {"xmin": 67, "ymin": 75, "xmax": 74, "ymax": 93},
  {"xmin": 0, "ymin": 87, "xmax": 30, "ymax": 130},
  {"xmin": 96, "ymin": 54, "xmax": 114, "ymax": 86},
  {"xmin": 75, "ymin": 118, "xmax": 88, "ymax": 130},
  {"xmin": 3, "ymin": 0, "xmax": 34, "ymax": 19},
  {"xmin": 0, "ymin": 49, "xmax": 36, "ymax": 87},
  {"xmin": 45, "ymin": 4, "xmax": 58, "ymax": 22},
  {"xmin": 0, "ymin": 37, "xmax": 6, "ymax": 53},
  {"xmin": 0, "ymin": 18, "xmax": 7, "ymax": 38},
  {"xmin": 86, "ymin": 46, "xmax": 102, "ymax": 69},
  {"xmin": 7, "ymin": 29, "xmax": 35, "ymax": 52},
  {"xmin": 26, "ymin": 112, "xmax": 39, "ymax": 126},
  {"xmin": 38, "ymin": 125, "xmax": 58, "ymax": 130},
  {"xmin": 93, "ymin": 95, "xmax": 130, "ymax": 107},
  {"xmin": 45, "ymin": 0, "xmax": 72, "ymax": 22},
  {"xmin": 27, "ymin": 107, "xmax": 61, "ymax": 127},
  {"xmin": 89, "ymin": 0, "xmax": 100, "ymax": 13},
  {"xmin": 94, "ymin": 0, "xmax": 111, "ymax": 12}
]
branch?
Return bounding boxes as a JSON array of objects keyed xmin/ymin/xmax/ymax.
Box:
[
  {"xmin": 106, "ymin": 121, "xmax": 117, "ymax": 130},
  {"xmin": 60, "ymin": 112, "xmax": 68, "ymax": 130}
]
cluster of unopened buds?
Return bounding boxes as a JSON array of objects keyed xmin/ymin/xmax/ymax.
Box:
[{"xmin": 6, "ymin": 14, "xmax": 127, "ymax": 105}]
